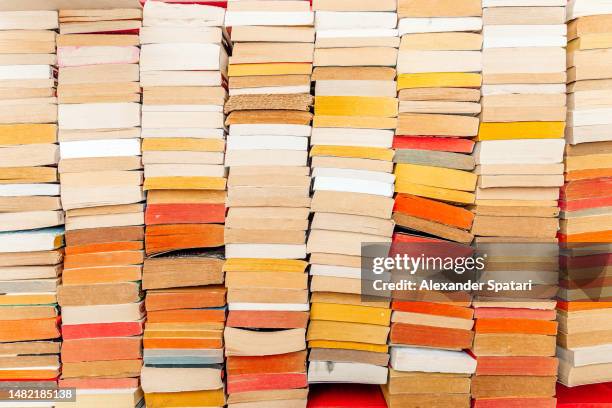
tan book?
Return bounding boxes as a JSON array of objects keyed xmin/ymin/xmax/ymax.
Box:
[
  {"xmin": 0, "ymin": 54, "xmax": 55, "ymax": 65},
  {"xmin": 0, "ymin": 30, "xmax": 55, "ymax": 54},
  {"xmin": 393, "ymin": 213, "xmax": 474, "ymax": 244},
  {"xmin": 387, "ymin": 370, "xmax": 471, "ymax": 394},
  {"xmin": 400, "ymin": 33, "xmax": 482, "ymax": 51},
  {"xmin": 307, "ymin": 230, "xmax": 391, "ymax": 257},
  {"xmin": 230, "ymin": 26, "xmax": 314, "ymax": 43},
  {"xmin": 311, "ymin": 291, "xmax": 389, "ymax": 308},
  {"xmin": 0, "ymin": 102, "xmax": 56, "ymax": 125},
  {"xmin": 383, "ymin": 389, "xmax": 470, "ymax": 408},
  {"xmin": 313, "ymin": 67, "xmax": 396, "ymax": 81},
  {"xmin": 0, "ymin": 250, "xmax": 63, "ymax": 267},
  {"xmin": 311, "ymin": 191, "xmax": 393, "ymax": 219},
  {"xmin": 472, "ymin": 216, "xmax": 559, "ymax": 238},
  {"xmin": 226, "ymin": 271, "xmax": 307, "ymax": 290},
  {"xmin": 225, "ymin": 94, "xmax": 313, "ymax": 113},
  {"xmin": 57, "ymin": 34, "xmax": 139, "ymax": 47},
  {"xmin": 60, "ymin": 20, "xmax": 141, "ymax": 35},
  {"xmin": 0, "ymin": 196, "xmax": 61, "ymax": 212},
  {"xmin": 310, "ymin": 253, "xmax": 363, "ymax": 269},
  {"xmin": 61, "ymin": 359, "xmax": 142, "ymax": 379},
  {"xmin": 1, "ymin": 144, "xmax": 58, "ymax": 167},
  {"xmin": 230, "ymin": 43, "xmax": 314, "ymax": 64},
  {"xmin": 57, "ymin": 282, "xmax": 141, "ymax": 306},
  {"xmin": 472, "ymin": 376, "xmax": 557, "ymax": 399},
  {"xmin": 399, "ymin": 88, "xmax": 481, "ymax": 102},
  {"xmin": 0, "ymin": 340, "xmax": 59, "ymax": 356},
  {"xmin": 473, "ymin": 333, "xmax": 556, "ymax": 356},
  {"xmin": 312, "ymin": 213, "xmax": 394, "ymax": 237},
  {"xmin": 147, "ymin": 190, "xmax": 225, "ymax": 205},
  {"xmin": 225, "ymin": 229, "xmax": 305, "ymax": 245},
  {"xmin": 227, "ymin": 288, "xmax": 308, "ymax": 304},
  {"xmin": 224, "ymin": 327, "xmax": 306, "ymax": 356},
  {"xmin": 226, "ymin": 207, "xmax": 309, "ymax": 231},
  {"xmin": 481, "ymin": 106, "xmax": 566, "ymax": 122},
  {"xmin": 230, "ymin": 75, "xmax": 310, "ymax": 89},
  {"xmin": 317, "ymin": 37, "xmax": 400, "ymax": 49},
  {"xmin": 398, "ymin": 0, "xmax": 481, "ymax": 18},
  {"xmin": 313, "ymin": 0, "xmax": 397, "ymax": 11},
  {"xmin": 310, "ymin": 275, "xmax": 363, "ymax": 295},
  {"xmin": 568, "ymin": 14, "xmax": 612, "ymax": 40},
  {"xmin": 310, "ymin": 348, "xmax": 389, "ymax": 366},
  {"xmin": 397, "ymin": 113, "xmax": 479, "ymax": 137},
  {"xmin": 227, "ymin": 389, "xmax": 308, "ymax": 405},
  {"xmin": 0, "ymin": 305, "xmax": 58, "ymax": 320},
  {"xmin": 314, "ymin": 47, "xmax": 398, "ymax": 67},
  {"xmin": 311, "ymin": 156, "xmax": 393, "ymax": 173},
  {"xmin": 58, "ymin": 64, "xmax": 139, "ymax": 84},
  {"xmin": 307, "ymin": 320, "xmax": 389, "ymax": 344},
  {"xmin": 478, "ymin": 175, "xmax": 564, "ymax": 188},
  {"xmin": 472, "ymin": 206, "xmax": 559, "ymax": 218},
  {"xmin": 59, "ymin": 157, "xmax": 142, "ymax": 174},
  {"xmin": 484, "ymin": 7, "xmax": 565, "ymax": 25},
  {"xmin": 559, "ymin": 360, "xmax": 612, "ymax": 387}
]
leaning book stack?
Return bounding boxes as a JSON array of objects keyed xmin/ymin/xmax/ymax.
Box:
[
  {"xmin": 223, "ymin": 1, "xmax": 313, "ymax": 407},
  {"xmin": 138, "ymin": 1, "xmax": 228, "ymax": 407},
  {"xmin": 557, "ymin": 0, "xmax": 612, "ymax": 387},
  {"xmin": 306, "ymin": 0, "xmax": 398, "ymax": 386},
  {"xmin": 470, "ymin": 1, "xmax": 566, "ymax": 407},
  {"xmin": 394, "ymin": 0, "xmax": 480, "ymax": 244},
  {"xmin": 0, "ymin": 9, "xmax": 62, "ymax": 402},
  {"xmin": 55, "ymin": 7, "xmax": 145, "ymax": 408}
]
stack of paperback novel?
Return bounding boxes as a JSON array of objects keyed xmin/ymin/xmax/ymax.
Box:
[
  {"xmin": 140, "ymin": 0, "xmax": 227, "ymax": 256},
  {"xmin": 223, "ymin": 1, "xmax": 313, "ymax": 407},
  {"xmin": 141, "ymin": 255, "xmax": 226, "ymax": 408},
  {"xmin": 557, "ymin": 0, "xmax": 612, "ymax": 387},
  {"xmin": 470, "ymin": 1, "xmax": 566, "ymax": 407},
  {"xmin": 394, "ymin": 0, "xmax": 481, "ymax": 244},
  {"xmin": 0, "ymin": 8, "xmax": 62, "ymax": 398},
  {"xmin": 55, "ymin": 7, "xmax": 144, "ymax": 407},
  {"xmin": 473, "ymin": 0, "xmax": 566, "ymax": 240},
  {"xmin": 386, "ymin": 1, "xmax": 480, "ymax": 405},
  {"xmin": 306, "ymin": 0, "xmax": 397, "ymax": 386},
  {"xmin": 139, "ymin": 1, "xmax": 228, "ymax": 407},
  {"xmin": 385, "ymin": 236, "xmax": 476, "ymax": 408}
]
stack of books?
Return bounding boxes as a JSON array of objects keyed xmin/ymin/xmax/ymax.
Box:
[
  {"xmin": 223, "ymin": 1, "xmax": 313, "ymax": 407},
  {"xmin": 0, "ymin": 8, "xmax": 62, "ymax": 396},
  {"xmin": 386, "ymin": 1, "xmax": 480, "ymax": 406},
  {"xmin": 474, "ymin": 0, "xmax": 566, "ymax": 240},
  {"xmin": 558, "ymin": 0, "xmax": 612, "ymax": 387},
  {"xmin": 394, "ymin": 0, "xmax": 481, "ymax": 244},
  {"xmin": 306, "ymin": 0, "xmax": 397, "ymax": 386},
  {"xmin": 55, "ymin": 7, "xmax": 145, "ymax": 407},
  {"xmin": 470, "ymin": 1, "xmax": 566, "ymax": 407},
  {"xmin": 141, "ymin": 256, "xmax": 226, "ymax": 408},
  {"xmin": 385, "ymin": 235, "xmax": 476, "ymax": 408},
  {"xmin": 138, "ymin": 1, "xmax": 228, "ymax": 407},
  {"xmin": 140, "ymin": 0, "xmax": 227, "ymax": 256}
]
